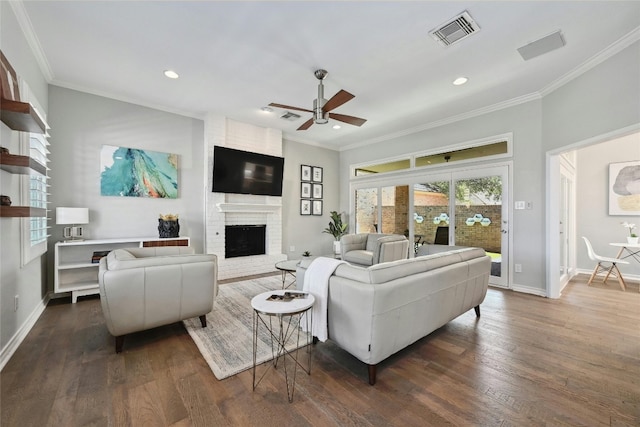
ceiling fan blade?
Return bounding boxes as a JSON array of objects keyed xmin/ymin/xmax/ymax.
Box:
[
  {"xmin": 329, "ymin": 113, "xmax": 367, "ymax": 127},
  {"xmin": 322, "ymin": 89, "xmax": 355, "ymax": 112},
  {"xmin": 268, "ymin": 103, "xmax": 313, "ymax": 113},
  {"xmin": 297, "ymin": 118, "xmax": 314, "ymax": 131}
]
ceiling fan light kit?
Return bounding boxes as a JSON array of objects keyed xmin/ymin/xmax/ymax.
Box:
[{"xmin": 269, "ymin": 69, "xmax": 367, "ymax": 131}]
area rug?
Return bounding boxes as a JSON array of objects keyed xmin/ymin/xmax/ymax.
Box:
[{"xmin": 183, "ymin": 275, "xmax": 312, "ymax": 380}]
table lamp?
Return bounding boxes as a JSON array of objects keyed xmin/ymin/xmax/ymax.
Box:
[{"xmin": 56, "ymin": 207, "xmax": 89, "ymax": 242}]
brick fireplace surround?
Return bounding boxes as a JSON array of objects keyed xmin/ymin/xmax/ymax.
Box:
[{"xmin": 205, "ymin": 115, "xmax": 286, "ymax": 280}]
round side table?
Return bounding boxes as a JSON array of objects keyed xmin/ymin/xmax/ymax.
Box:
[
  {"xmin": 251, "ymin": 290, "xmax": 314, "ymax": 402},
  {"xmin": 274, "ymin": 259, "xmax": 299, "ymax": 289}
]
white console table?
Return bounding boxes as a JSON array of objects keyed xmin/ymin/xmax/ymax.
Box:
[{"xmin": 54, "ymin": 236, "xmax": 190, "ymax": 303}]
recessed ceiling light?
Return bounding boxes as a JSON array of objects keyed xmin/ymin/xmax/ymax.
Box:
[
  {"xmin": 260, "ymin": 106, "xmax": 274, "ymax": 113},
  {"xmin": 333, "ymin": 124, "xmax": 341, "ymax": 129},
  {"xmin": 164, "ymin": 70, "xmax": 179, "ymax": 79},
  {"xmin": 453, "ymin": 77, "xmax": 468, "ymax": 86}
]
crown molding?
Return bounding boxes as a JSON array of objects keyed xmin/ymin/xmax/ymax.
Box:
[
  {"xmin": 9, "ymin": 0, "xmax": 54, "ymax": 82},
  {"xmin": 340, "ymin": 93, "xmax": 541, "ymax": 152},
  {"xmin": 282, "ymin": 133, "xmax": 340, "ymax": 151},
  {"xmin": 540, "ymin": 26, "xmax": 640, "ymax": 97},
  {"xmin": 49, "ymin": 81, "xmax": 204, "ymax": 121},
  {"xmin": 341, "ymin": 27, "xmax": 640, "ymax": 152}
]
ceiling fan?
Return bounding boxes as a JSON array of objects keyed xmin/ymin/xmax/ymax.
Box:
[{"xmin": 269, "ymin": 69, "xmax": 367, "ymax": 131}]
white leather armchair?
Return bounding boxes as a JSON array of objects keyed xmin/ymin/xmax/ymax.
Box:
[
  {"xmin": 340, "ymin": 233, "xmax": 409, "ymax": 266},
  {"xmin": 98, "ymin": 246, "xmax": 217, "ymax": 352}
]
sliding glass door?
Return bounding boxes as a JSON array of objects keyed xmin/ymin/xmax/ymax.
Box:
[
  {"xmin": 413, "ymin": 178, "xmax": 450, "ymax": 247},
  {"xmin": 352, "ymin": 165, "xmax": 509, "ymax": 287},
  {"xmin": 453, "ymin": 168, "xmax": 508, "ymax": 287}
]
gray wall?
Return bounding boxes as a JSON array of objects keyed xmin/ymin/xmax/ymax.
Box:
[
  {"xmin": 542, "ymin": 41, "xmax": 640, "ymax": 151},
  {"xmin": 340, "ymin": 41, "xmax": 640, "ymax": 294},
  {"xmin": 1, "ymin": 3, "xmax": 50, "ymax": 355},
  {"xmin": 47, "ymin": 86, "xmax": 206, "ymax": 268},
  {"xmin": 340, "ymin": 101, "xmax": 546, "ymax": 292},
  {"xmin": 577, "ymin": 134, "xmax": 640, "ymax": 278},
  {"xmin": 282, "ymin": 139, "xmax": 340, "ymax": 258}
]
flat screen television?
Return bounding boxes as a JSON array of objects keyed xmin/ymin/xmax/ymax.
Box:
[{"xmin": 212, "ymin": 146, "xmax": 284, "ymax": 196}]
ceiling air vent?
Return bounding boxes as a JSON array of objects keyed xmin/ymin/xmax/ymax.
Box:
[
  {"xmin": 429, "ymin": 11, "xmax": 480, "ymax": 47},
  {"xmin": 280, "ymin": 111, "xmax": 301, "ymax": 121}
]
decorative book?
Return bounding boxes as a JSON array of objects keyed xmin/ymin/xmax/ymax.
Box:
[
  {"xmin": 267, "ymin": 292, "xmax": 308, "ymax": 302},
  {"xmin": 91, "ymin": 250, "xmax": 111, "ymax": 263}
]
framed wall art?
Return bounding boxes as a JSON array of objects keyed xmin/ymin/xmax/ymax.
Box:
[
  {"xmin": 312, "ymin": 166, "xmax": 323, "ymax": 183},
  {"xmin": 301, "ymin": 165, "xmax": 312, "ymax": 182},
  {"xmin": 100, "ymin": 145, "xmax": 178, "ymax": 198},
  {"xmin": 609, "ymin": 160, "xmax": 640, "ymax": 215},
  {"xmin": 300, "ymin": 199, "xmax": 311, "ymax": 215},
  {"xmin": 312, "ymin": 200, "xmax": 323, "ymax": 216},
  {"xmin": 301, "ymin": 182, "xmax": 311, "ymax": 198},
  {"xmin": 312, "ymin": 183, "xmax": 323, "ymax": 199},
  {"xmin": 301, "ymin": 163, "xmax": 324, "ymax": 216}
]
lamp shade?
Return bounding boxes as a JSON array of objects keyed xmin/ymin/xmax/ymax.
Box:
[{"xmin": 56, "ymin": 207, "xmax": 89, "ymax": 225}]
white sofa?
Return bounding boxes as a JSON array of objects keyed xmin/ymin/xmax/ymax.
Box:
[
  {"xmin": 98, "ymin": 246, "xmax": 217, "ymax": 352},
  {"xmin": 296, "ymin": 246, "xmax": 491, "ymax": 384},
  {"xmin": 340, "ymin": 233, "xmax": 409, "ymax": 266}
]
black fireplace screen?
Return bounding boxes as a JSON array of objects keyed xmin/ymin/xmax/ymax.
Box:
[{"xmin": 225, "ymin": 225, "xmax": 266, "ymax": 258}]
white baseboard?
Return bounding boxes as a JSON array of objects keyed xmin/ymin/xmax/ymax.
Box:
[
  {"xmin": 511, "ymin": 283, "xmax": 548, "ymax": 297},
  {"xmin": 0, "ymin": 293, "xmax": 50, "ymax": 372},
  {"xmin": 575, "ymin": 268, "xmax": 639, "ymax": 283}
]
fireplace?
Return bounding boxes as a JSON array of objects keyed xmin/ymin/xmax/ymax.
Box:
[{"xmin": 225, "ymin": 225, "xmax": 266, "ymax": 258}]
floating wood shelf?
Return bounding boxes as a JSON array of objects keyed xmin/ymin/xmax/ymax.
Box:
[
  {"xmin": 0, "ymin": 98, "xmax": 46, "ymax": 134},
  {"xmin": 0, "ymin": 152, "xmax": 46, "ymax": 175},
  {"xmin": 0, "ymin": 206, "xmax": 46, "ymax": 217}
]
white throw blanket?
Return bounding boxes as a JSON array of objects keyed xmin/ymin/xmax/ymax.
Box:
[{"xmin": 301, "ymin": 257, "xmax": 346, "ymax": 342}]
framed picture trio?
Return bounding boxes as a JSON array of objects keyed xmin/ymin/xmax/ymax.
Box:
[{"xmin": 300, "ymin": 164, "xmax": 323, "ymax": 216}]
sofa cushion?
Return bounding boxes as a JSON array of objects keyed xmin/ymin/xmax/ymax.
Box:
[
  {"xmin": 416, "ymin": 244, "xmax": 469, "ymax": 257},
  {"xmin": 343, "ymin": 249, "xmax": 374, "ymax": 266},
  {"xmin": 107, "ymin": 247, "xmax": 208, "ymax": 271},
  {"xmin": 365, "ymin": 233, "xmax": 392, "ymax": 251},
  {"xmin": 106, "ymin": 249, "xmax": 137, "ymax": 270},
  {"xmin": 375, "ymin": 235, "xmax": 409, "ymax": 263},
  {"xmin": 333, "ymin": 247, "xmax": 486, "ymax": 284}
]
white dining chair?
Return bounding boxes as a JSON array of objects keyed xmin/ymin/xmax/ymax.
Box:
[{"xmin": 582, "ymin": 236, "xmax": 628, "ymax": 291}]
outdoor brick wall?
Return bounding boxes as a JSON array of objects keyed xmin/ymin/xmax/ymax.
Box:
[
  {"xmin": 380, "ymin": 204, "xmax": 502, "ymax": 252},
  {"xmin": 356, "ymin": 187, "xmax": 502, "ymax": 253}
]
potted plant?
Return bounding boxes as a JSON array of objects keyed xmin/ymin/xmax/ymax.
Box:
[
  {"xmin": 323, "ymin": 211, "xmax": 348, "ymax": 255},
  {"xmin": 302, "ymin": 251, "xmax": 311, "ymax": 257},
  {"xmin": 622, "ymin": 221, "xmax": 638, "ymax": 244}
]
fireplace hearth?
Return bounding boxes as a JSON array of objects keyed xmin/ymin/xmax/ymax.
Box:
[{"xmin": 225, "ymin": 225, "xmax": 266, "ymax": 258}]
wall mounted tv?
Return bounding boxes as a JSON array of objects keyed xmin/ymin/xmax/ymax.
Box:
[{"xmin": 212, "ymin": 146, "xmax": 284, "ymax": 196}]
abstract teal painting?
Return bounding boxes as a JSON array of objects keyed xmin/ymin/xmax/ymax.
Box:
[{"xmin": 100, "ymin": 145, "xmax": 178, "ymax": 198}]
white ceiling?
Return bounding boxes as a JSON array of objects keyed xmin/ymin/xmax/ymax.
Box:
[{"xmin": 16, "ymin": 1, "xmax": 640, "ymax": 150}]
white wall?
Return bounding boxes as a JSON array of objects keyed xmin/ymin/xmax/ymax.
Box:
[
  {"xmin": 1, "ymin": 3, "xmax": 51, "ymax": 361},
  {"xmin": 47, "ymin": 86, "xmax": 205, "ymax": 289},
  {"xmin": 576, "ymin": 133, "xmax": 640, "ymax": 278}
]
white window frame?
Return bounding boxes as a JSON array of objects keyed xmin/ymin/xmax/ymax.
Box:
[
  {"xmin": 20, "ymin": 131, "xmax": 50, "ymax": 266},
  {"xmin": 350, "ymin": 133, "xmax": 513, "ymax": 179},
  {"xmin": 17, "ymin": 82, "xmax": 50, "ymax": 266}
]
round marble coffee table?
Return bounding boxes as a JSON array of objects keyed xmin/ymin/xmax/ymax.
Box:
[{"xmin": 251, "ymin": 290, "xmax": 314, "ymax": 402}]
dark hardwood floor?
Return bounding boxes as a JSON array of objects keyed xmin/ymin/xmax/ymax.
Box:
[{"xmin": 2, "ymin": 274, "xmax": 639, "ymax": 426}]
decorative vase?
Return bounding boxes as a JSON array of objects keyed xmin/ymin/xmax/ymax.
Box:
[
  {"xmin": 158, "ymin": 219, "xmax": 179, "ymax": 238},
  {"xmin": 333, "ymin": 240, "xmax": 341, "ymax": 256},
  {"xmin": 627, "ymin": 236, "xmax": 639, "ymax": 245}
]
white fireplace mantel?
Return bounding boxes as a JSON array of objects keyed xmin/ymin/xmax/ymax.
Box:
[{"xmin": 216, "ymin": 203, "xmax": 281, "ymax": 213}]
